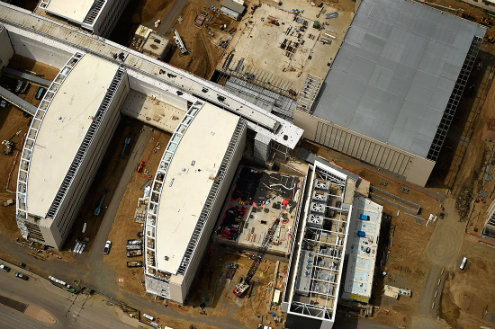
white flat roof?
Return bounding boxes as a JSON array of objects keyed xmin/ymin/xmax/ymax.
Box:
[
  {"xmin": 26, "ymin": 54, "xmax": 119, "ymax": 217},
  {"xmin": 344, "ymin": 196, "xmax": 383, "ymax": 299},
  {"xmin": 155, "ymin": 103, "xmax": 240, "ymax": 274},
  {"xmin": 45, "ymin": 0, "xmax": 95, "ymax": 24}
]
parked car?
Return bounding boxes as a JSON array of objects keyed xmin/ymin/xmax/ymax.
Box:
[
  {"xmin": 0, "ymin": 264, "xmax": 11, "ymax": 272},
  {"xmin": 126, "ymin": 244, "xmax": 142, "ymax": 251},
  {"xmin": 15, "ymin": 272, "xmax": 29, "ymax": 280},
  {"xmin": 13, "ymin": 80, "xmax": 29, "ymax": 94},
  {"xmin": 126, "ymin": 239, "xmax": 142, "ymax": 245},
  {"xmin": 126, "ymin": 249, "xmax": 143, "ymax": 258},
  {"xmin": 460, "ymin": 256, "xmax": 468, "ymax": 270},
  {"xmin": 126, "ymin": 261, "xmax": 143, "ymax": 268},
  {"xmin": 35, "ymin": 87, "xmax": 46, "ymax": 100},
  {"xmin": 103, "ymin": 240, "xmax": 112, "ymax": 255},
  {"xmin": 0, "ymin": 99, "xmax": 7, "ymax": 109}
]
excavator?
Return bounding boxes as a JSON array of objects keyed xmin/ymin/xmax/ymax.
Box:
[{"xmin": 2, "ymin": 130, "xmax": 21, "ymax": 155}]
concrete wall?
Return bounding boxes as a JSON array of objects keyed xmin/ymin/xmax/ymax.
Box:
[
  {"xmin": 0, "ymin": 26, "xmax": 14, "ymax": 70},
  {"xmin": 127, "ymin": 73, "xmax": 188, "ymax": 111},
  {"xmin": 293, "ymin": 110, "xmax": 435, "ymax": 187},
  {"xmin": 8, "ymin": 29, "xmax": 73, "ymax": 68},
  {"xmin": 169, "ymin": 122, "xmax": 247, "ymax": 304}
]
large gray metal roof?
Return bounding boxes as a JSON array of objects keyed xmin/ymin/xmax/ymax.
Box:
[{"xmin": 312, "ymin": 0, "xmax": 486, "ymax": 158}]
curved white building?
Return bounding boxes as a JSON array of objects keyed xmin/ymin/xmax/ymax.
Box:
[
  {"xmin": 16, "ymin": 53, "xmax": 129, "ymax": 249},
  {"xmin": 145, "ymin": 103, "xmax": 246, "ymax": 304},
  {"xmin": 39, "ymin": 0, "xmax": 130, "ymax": 37}
]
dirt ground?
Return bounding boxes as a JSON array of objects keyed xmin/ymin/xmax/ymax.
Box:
[
  {"xmin": 464, "ymin": 77, "xmax": 495, "ymax": 234},
  {"xmin": 219, "ymin": 0, "xmax": 356, "ymax": 91},
  {"xmin": 166, "ymin": 0, "xmax": 240, "ymax": 79},
  {"xmin": 185, "ymin": 245, "xmax": 287, "ymax": 328},
  {"xmin": 440, "ymin": 237, "xmax": 495, "ymax": 328},
  {"xmin": 307, "ymin": 144, "xmax": 441, "ymax": 327},
  {"xmin": 103, "ymin": 128, "xmax": 171, "ymax": 295},
  {"xmin": 109, "ymin": 0, "xmax": 174, "ymax": 46}
]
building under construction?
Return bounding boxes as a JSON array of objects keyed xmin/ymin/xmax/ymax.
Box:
[
  {"xmin": 294, "ymin": 0, "xmax": 487, "ymax": 186},
  {"xmin": 144, "ymin": 104, "xmax": 246, "ymax": 304},
  {"xmin": 14, "ymin": 51, "xmax": 128, "ymax": 249},
  {"xmin": 0, "ymin": 2, "xmax": 303, "ymax": 250},
  {"xmin": 282, "ymin": 158, "xmax": 382, "ymax": 329}
]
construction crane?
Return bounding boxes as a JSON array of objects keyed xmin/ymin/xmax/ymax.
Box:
[{"xmin": 233, "ymin": 195, "xmax": 293, "ymax": 297}]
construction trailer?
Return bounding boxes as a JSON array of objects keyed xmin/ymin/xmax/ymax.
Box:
[{"xmin": 221, "ymin": 0, "xmax": 245, "ymax": 20}]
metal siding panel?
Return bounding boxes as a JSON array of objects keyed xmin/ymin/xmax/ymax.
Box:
[
  {"xmin": 367, "ymin": 142, "xmax": 377, "ymax": 164},
  {"xmin": 356, "ymin": 137, "xmax": 365, "ymax": 158},
  {"xmin": 371, "ymin": 143, "xmax": 381, "ymax": 166},
  {"xmin": 324, "ymin": 124, "xmax": 332, "ymax": 147},
  {"xmin": 335, "ymin": 129, "xmax": 342, "ymax": 151},
  {"xmin": 349, "ymin": 135, "xmax": 358, "ymax": 157},
  {"xmin": 398, "ymin": 154, "xmax": 409, "ymax": 175},
  {"xmin": 343, "ymin": 132, "xmax": 351, "ymax": 154},
  {"xmin": 390, "ymin": 151, "xmax": 401, "ymax": 173},
  {"xmin": 364, "ymin": 140, "xmax": 373, "ymax": 163},
  {"xmin": 383, "ymin": 148, "xmax": 391, "ymax": 169},
  {"xmin": 329, "ymin": 125, "xmax": 337, "ymax": 149},
  {"xmin": 315, "ymin": 121, "xmax": 323, "ymax": 144},
  {"xmin": 385, "ymin": 149, "xmax": 396, "ymax": 171}
]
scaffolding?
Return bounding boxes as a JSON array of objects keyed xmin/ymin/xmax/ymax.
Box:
[
  {"xmin": 224, "ymin": 76, "xmax": 296, "ymax": 120},
  {"xmin": 46, "ymin": 65, "xmax": 126, "ymax": 219},
  {"xmin": 426, "ymin": 36, "xmax": 483, "ymax": 161},
  {"xmin": 177, "ymin": 119, "xmax": 246, "ymax": 275},
  {"xmin": 296, "ymin": 74, "xmax": 322, "ymax": 113},
  {"xmin": 287, "ymin": 161, "xmax": 352, "ymax": 322},
  {"xmin": 144, "ymin": 104, "xmax": 203, "ymax": 280},
  {"xmin": 16, "ymin": 52, "xmax": 84, "ymax": 239}
]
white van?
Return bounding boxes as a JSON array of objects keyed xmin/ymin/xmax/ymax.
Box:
[{"xmin": 459, "ymin": 256, "xmax": 467, "ymax": 270}]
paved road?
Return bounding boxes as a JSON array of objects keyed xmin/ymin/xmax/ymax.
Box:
[
  {"xmin": 157, "ymin": 0, "xmax": 190, "ymax": 35},
  {"xmin": 0, "ymin": 267, "xmax": 137, "ymax": 329},
  {"xmin": 84, "ymin": 126, "xmax": 153, "ymax": 293}
]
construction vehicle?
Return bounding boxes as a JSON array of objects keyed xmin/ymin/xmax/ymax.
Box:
[
  {"xmin": 2, "ymin": 130, "xmax": 21, "ymax": 155},
  {"xmin": 120, "ymin": 137, "xmax": 131, "ymax": 159},
  {"xmin": 2, "ymin": 199, "xmax": 14, "ymax": 207},
  {"xmin": 93, "ymin": 189, "xmax": 109, "ymax": 216},
  {"xmin": 234, "ymin": 216, "xmax": 283, "ymax": 297},
  {"xmin": 137, "ymin": 160, "xmax": 145, "ymax": 173}
]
